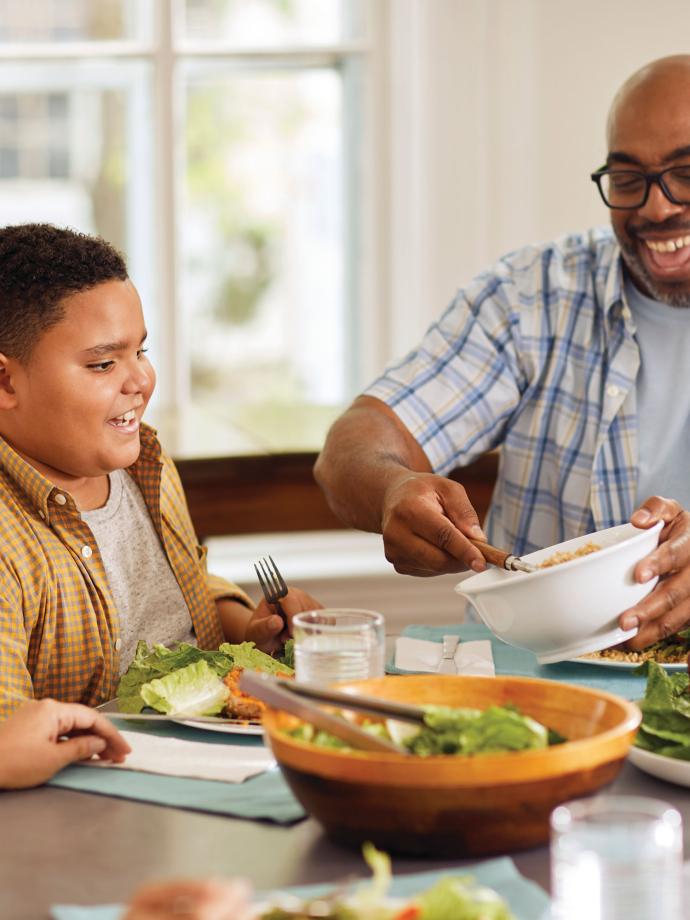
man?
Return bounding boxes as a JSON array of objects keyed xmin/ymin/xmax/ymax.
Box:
[
  {"xmin": 315, "ymin": 55, "xmax": 690, "ymax": 652},
  {"xmin": 0, "ymin": 224, "xmax": 319, "ymax": 719}
]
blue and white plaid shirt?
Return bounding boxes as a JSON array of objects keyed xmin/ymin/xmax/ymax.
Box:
[{"xmin": 365, "ymin": 227, "xmax": 642, "ymax": 555}]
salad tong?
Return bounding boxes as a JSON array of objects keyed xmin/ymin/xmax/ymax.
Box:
[{"xmin": 239, "ymin": 671, "xmax": 423, "ymax": 754}]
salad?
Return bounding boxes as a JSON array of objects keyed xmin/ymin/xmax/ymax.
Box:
[
  {"xmin": 634, "ymin": 660, "xmax": 690, "ymax": 759},
  {"xmin": 257, "ymin": 843, "xmax": 516, "ymax": 919},
  {"xmin": 289, "ymin": 703, "xmax": 564, "ymax": 756},
  {"xmin": 116, "ymin": 639, "xmax": 294, "ymax": 719}
]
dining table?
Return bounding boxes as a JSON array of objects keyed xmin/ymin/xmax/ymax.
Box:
[{"xmin": 3, "ymin": 624, "xmax": 690, "ymax": 920}]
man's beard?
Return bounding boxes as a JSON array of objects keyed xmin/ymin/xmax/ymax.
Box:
[{"xmin": 618, "ymin": 237, "xmax": 690, "ymax": 308}]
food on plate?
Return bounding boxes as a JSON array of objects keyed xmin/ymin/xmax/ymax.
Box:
[
  {"xmin": 582, "ymin": 628, "xmax": 690, "ymax": 664},
  {"xmin": 288, "ymin": 703, "xmax": 565, "ymax": 756},
  {"xmin": 116, "ymin": 639, "xmax": 293, "ymax": 719},
  {"xmin": 538, "ymin": 540, "xmax": 601, "ymax": 568},
  {"xmin": 223, "ymin": 666, "xmax": 280, "ymax": 721},
  {"xmin": 634, "ymin": 660, "xmax": 690, "ymax": 760},
  {"xmin": 257, "ymin": 842, "xmax": 516, "ymax": 919}
]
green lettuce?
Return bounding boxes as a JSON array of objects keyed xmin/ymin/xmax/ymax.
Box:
[
  {"xmin": 219, "ymin": 641, "xmax": 295, "ymax": 675},
  {"xmin": 139, "ymin": 659, "xmax": 229, "ymax": 716},
  {"xmin": 117, "ymin": 639, "xmax": 294, "ymax": 713},
  {"xmin": 634, "ymin": 660, "xmax": 690, "ymax": 759},
  {"xmin": 116, "ymin": 640, "xmax": 235, "ymax": 712},
  {"xmin": 416, "ymin": 876, "xmax": 515, "ymax": 920},
  {"xmin": 405, "ymin": 704, "xmax": 548, "ymax": 756}
]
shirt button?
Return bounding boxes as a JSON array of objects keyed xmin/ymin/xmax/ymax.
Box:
[
  {"xmin": 114, "ymin": 638, "xmax": 122, "ymax": 651},
  {"xmin": 607, "ymin": 384, "xmax": 620, "ymax": 398},
  {"xmin": 81, "ymin": 545, "xmax": 93, "ymax": 559},
  {"xmin": 54, "ymin": 493, "xmax": 67, "ymax": 505}
]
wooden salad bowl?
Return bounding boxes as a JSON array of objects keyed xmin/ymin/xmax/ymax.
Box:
[{"xmin": 261, "ymin": 674, "xmax": 640, "ymax": 857}]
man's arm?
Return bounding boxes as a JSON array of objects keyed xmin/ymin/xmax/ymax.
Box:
[{"xmin": 314, "ymin": 396, "xmax": 488, "ymax": 577}]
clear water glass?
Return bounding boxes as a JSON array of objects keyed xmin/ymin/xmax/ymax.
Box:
[
  {"xmin": 550, "ymin": 795, "xmax": 683, "ymax": 920},
  {"xmin": 292, "ymin": 609, "xmax": 385, "ymax": 683}
]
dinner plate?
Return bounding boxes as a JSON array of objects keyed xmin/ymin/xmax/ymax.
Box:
[
  {"xmin": 248, "ymin": 896, "xmax": 405, "ymax": 918},
  {"xmin": 628, "ymin": 744, "xmax": 690, "ymax": 786},
  {"xmin": 570, "ymin": 655, "xmax": 686, "ymax": 670},
  {"xmin": 172, "ymin": 717, "xmax": 263, "ymax": 736}
]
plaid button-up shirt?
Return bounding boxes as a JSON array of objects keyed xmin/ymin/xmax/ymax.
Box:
[
  {"xmin": 366, "ymin": 228, "xmax": 643, "ymax": 555},
  {"xmin": 0, "ymin": 423, "xmax": 250, "ymax": 718}
]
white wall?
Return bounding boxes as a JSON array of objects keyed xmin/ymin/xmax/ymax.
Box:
[{"xmin": 381, "ymin": 0, "xmax": 690, "ymax": 360}]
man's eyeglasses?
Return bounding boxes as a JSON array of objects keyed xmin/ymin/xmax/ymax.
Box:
[{"xmin": 590, "ymin": 165, "xmax": 690, "ymax": 209}]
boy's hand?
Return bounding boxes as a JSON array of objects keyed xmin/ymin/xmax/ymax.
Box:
[
  {"xmin": 0, "ymin": 698, "xmax": 130, "ymax": 789},
  {"xmin": 246, "ymin": 587, "xmax": 323, "ymax": 655}
]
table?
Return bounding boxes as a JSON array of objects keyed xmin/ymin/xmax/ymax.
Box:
[{"xmin": 1, "ymin": 757, "xmax": 688, "ymax": 920}]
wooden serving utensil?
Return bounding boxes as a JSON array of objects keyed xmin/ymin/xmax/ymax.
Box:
[
  {"xmin": 239, "ymin": 670, "xmax": 407, "ymax": 754},
  {"xmin": 469, "ymin": 538, "xmax": 536, "ymax": 573}
]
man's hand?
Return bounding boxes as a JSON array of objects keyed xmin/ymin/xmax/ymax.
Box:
[
  {"xmin": 0, "ymin": 698, "xmax": 130, "ymax": 789},
  {"xmin": 123, "ymin": 878, "xmax": 251, "ymax": 920},
  {"xmin": 380, "ymin": 471, "xmax": 488, "ymax": 576},
  {"xmin": 619, "ymin": 497, "xmax": 690, "ymax": 649},
  {"xmin": 246, "ymin": 587, "xmax": 323, "ymax": 655}
]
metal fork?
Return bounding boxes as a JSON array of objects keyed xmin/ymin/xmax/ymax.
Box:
[{"xmin": 254, "ymin": 555, "xmax": 289, "ymax": 628}]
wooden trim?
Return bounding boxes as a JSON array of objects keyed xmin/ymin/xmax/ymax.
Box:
[{"xmin": 176, "ymin": 451, "xmax": 498, "ymax": 540}]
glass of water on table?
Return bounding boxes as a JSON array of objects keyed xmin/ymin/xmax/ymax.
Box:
[
  {"xmin": 550, "ymin": 794, "xmax": 683, "ymax": 920},
  {"xmin": 292, "ymin": 609, "xmax": 385, "ymax": 683}
]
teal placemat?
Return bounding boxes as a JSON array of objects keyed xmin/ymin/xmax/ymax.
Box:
[
  {"xmin": 47, "ymin": 719, "xmax": 305, "ymax": 825},
  {"xmin": 52, "ymin": 855, "xmax": 549, "ymax": 920},
  {"xmin": 388, "ymin": 623, "xmax": 646, "ymax": 700}
]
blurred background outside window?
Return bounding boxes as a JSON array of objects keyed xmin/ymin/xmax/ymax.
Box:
[{"xmin": 0, "ymin": 0, "xmax": 372, "ymax": 456}]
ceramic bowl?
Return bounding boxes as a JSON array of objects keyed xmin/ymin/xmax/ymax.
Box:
[
  {"xmin": 456, "ymin": 522, "xmax": 663, "ymax": 664},
  {"xmin": 261, "ymin": 674, "xmax": 641, "ymax": 857}
]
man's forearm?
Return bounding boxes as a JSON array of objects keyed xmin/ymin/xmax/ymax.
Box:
[{"xmin": 314, "ymin": 396, "xmax": 431, "ymax": 532}]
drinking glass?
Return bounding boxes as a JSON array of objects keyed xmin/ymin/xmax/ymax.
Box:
[
  {"xmin": 292, "ymin": 609, "xmax": 385, "ymax": 683},
  {"xmin": 550, "ymin": 794, "xmax": 683, "ymax": 920}
]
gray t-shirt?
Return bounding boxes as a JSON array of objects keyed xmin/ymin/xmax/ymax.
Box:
[
  {"xmin": 81, "ymin": 469, "xmax": 195, "ymax": 675},
  {"xmin": 625, "ymin": 277, "xmax": 690, "ymax": 508}
]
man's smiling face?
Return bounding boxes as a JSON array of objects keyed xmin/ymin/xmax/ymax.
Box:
[{"xmin": 607, "ymin": 58, "xmax": 690, "ymax": 307}]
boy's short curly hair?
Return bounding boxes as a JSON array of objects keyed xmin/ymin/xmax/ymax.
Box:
[{"xmin": 0, "ymin": 223, "xmax": 129, "ymax": 362}]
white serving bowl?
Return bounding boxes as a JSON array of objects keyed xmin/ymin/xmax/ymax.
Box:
[{"xmin": 455, "ymin": 522, "xmax": 663, "ymax": 664}]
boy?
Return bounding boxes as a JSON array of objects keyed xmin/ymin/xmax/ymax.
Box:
[{"xmin": 0, "ymin": 224, "xmax": 319, "ymax": 718}]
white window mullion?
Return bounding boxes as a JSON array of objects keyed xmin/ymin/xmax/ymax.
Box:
[{"xmin": 152, "ymin": 0, "xmax": 185, "ymax": 416}]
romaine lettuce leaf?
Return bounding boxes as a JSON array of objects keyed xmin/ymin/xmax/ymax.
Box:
[
  {"xmin": 405, "ymin": 704, "xmax": 548, "ymax": 756},
  {"xmin": 417, "ymin": 876, "xmax": 515, "ymax": 920},
  {"xmin": 139, "ymin": 659, "xmax": 229, "ymax": 716},
  {"xmin": 635, "ymin": 660, "xmax": 690, "ymax": 759},
  {"xmin": 116, "ymin": 641, "xmax": 235, "ymax": 712},
  {"xmin": 219, "ymin": 641, "xmax": 294, "ymax": 675}
]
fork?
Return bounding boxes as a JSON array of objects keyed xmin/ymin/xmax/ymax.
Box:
[{"xmin": 254, "ymin": 555, "xmax": 289, "ymax": 629}]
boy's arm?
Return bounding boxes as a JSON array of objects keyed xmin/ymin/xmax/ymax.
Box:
[{"xmin": 0, "ymin": 565, "xmax": 35, "ymax": 720}]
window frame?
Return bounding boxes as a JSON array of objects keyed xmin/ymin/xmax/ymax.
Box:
[{"xmin": 0, "ymin": 0, "xmax": 388, "ymax": 453}]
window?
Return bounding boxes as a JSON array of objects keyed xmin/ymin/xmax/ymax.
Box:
[{"xmin": 0, "ymin": 0, "xmax": 375, "ymax": 455}]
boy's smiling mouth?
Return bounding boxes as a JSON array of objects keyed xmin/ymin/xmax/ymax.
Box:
[{"xmin": 108, "ymin": 408, "xmax": 139, "ymax": 432}]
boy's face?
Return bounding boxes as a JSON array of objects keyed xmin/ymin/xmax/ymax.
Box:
[{"xmin": 0, "ymin": 279, "xmax": 155, "ymax": 483}]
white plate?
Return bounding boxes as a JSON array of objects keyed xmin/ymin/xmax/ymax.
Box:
[
  {"xmin": 172, "ymin": 717, "xmax": 263, "ymax": 736},
  {"xmin": 570, "ymin": 655, "xmax": 686, "ymax": 671},
  {"xmin": 248, "ymin": 896, "xmax": 405, "ymax": 918},
  {"xmin": 628, "ymin": 745, "xmax": 690, "ymax": 786}
]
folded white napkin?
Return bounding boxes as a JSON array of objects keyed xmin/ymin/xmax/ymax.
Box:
[
  {"xmin": 395, "ymin": 637, "xmax": 495, "ymax": 676},
  {"xmin": 83, "ymin": 730, "xmax": 275, "ymax": 783}
]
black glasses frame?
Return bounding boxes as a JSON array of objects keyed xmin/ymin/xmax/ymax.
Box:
[{"xmin": 590, "ymin": 165, "xmax": 690, "ymax": 210}]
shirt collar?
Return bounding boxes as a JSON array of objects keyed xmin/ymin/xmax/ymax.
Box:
[{"xmin": 0, "ymin": 421, "xmax": 162, "ymax": 523}]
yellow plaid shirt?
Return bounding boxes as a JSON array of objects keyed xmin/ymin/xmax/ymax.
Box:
[{"xmin": 0, "ymin": 423, "xmax": 251, "ymax": 719}]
